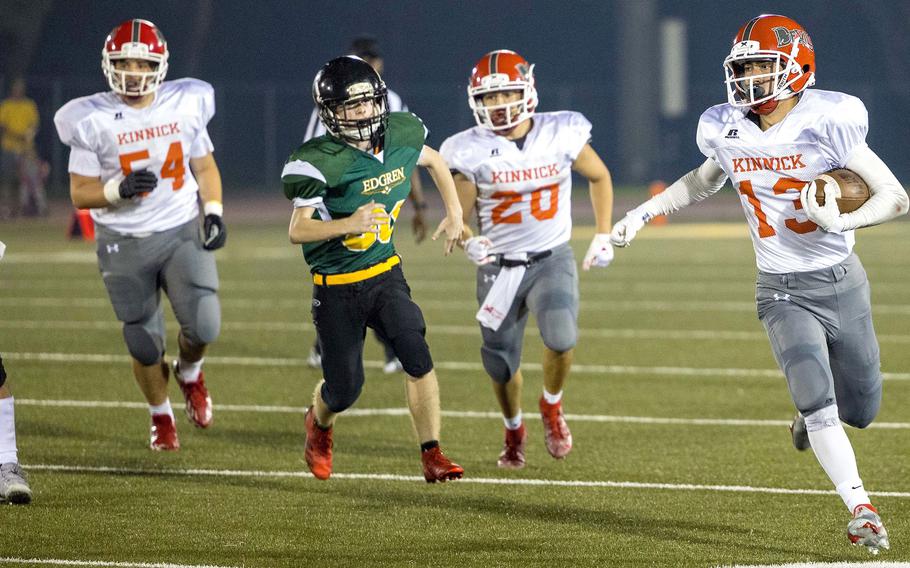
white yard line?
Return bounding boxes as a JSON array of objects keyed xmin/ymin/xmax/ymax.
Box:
[
  {"xmin": 6, "ymin": 351, "xmax": 910, "ymax": 381},
  {"xmin": 5, "ymin": 296, "xmax": 910, "ymax": 314},
  {"xmin": 14, "ymin": 399, "xmax": 910, "ymax": 431},
  {"xmin": 0, "ymin": 558, "xmax": 240, "ymax": 568},
  {"xmin": 19, "ymin": 463, "xmax": 910, "ymax": 499},
  {"xmin": 5, "ymin": 319, "xmax": 910, "ymax": 344}
]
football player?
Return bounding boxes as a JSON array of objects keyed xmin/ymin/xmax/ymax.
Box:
[
  {"xmin": 611, "ymin": 15, "xmax": 908, "ymax": 553},
  {"xmin": 54, "ymin": 19, "xmax": 226, "ymax": 451},
  {"xmin": 439, "ymin": 50, "xmax": 615, "ymax": 468},
  {"xmin": 0, "ymin": 242, "xmax": 32, "ymax": 504},
  {"xmin": 283, "ymin": 56, "xmax": 464, "ymax": 483},
  {"xmin": 304, "ymin": 36, "xmax": 426, "ymax": 375}
]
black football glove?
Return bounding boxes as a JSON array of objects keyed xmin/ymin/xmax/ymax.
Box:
[
  {"xmin": 119, "ymin": 170, "xmax": 158, "ymax": 199},
  {"xmin": 203, "ymin": 214, "xmax": 227, "ymax": 250}
]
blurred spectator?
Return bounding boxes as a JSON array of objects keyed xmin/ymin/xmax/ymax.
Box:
[
  {"xmin": 0, "ymin": 78, "xmax": 39, "ymax": 219},
  {"xmin": 18, "ymin": 145, "xmax": 49, "ymax": 217}
]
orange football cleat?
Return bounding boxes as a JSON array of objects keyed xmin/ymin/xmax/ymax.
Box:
[
  {"xmin": 421, "ymin": 446, "xmax": 464, "ymax": 483},
  {"xmin": 539, "ymin": 396, "xmax": 572, "ymax": 459},
  {"xmin": 304, "ymin": 407, "xmax": 333, "ymax": 480},
  {"xmin": 497, "ymin": 424, "xmax": 527, "ymax": 469},
  {"xmin": 150, "ymin": 414, "xmax": 180, "ymax": 451}
]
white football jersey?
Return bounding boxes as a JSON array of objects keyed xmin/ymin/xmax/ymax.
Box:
[
  {"xmin": 440, "ymin": 111, "xmax": 591, "ymax": 254},
  {"xmin": 55, "ymin": 78, "xmax": 216, "ymax": 235},
  {"xmin": 697, "ymin": 89, "xmax": 868, "ymax": 273}
]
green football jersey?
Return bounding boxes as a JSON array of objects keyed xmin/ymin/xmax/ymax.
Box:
[{"xmin": 282, "ymin": 112, "xmax": 428, "ymax": 274}]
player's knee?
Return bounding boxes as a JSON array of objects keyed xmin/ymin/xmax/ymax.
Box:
[
  {"xmin": 391, "ymin": 332, "xmax": 433, "ymax": 378},
  {"xmin": 183, "ymin": 294, "xmax": 221, "ymax": 345},
  {"xmin": 321, "ymin": 381, "xmax": 362, "ymax": 413},
  {"xmin": 481, "ymin": 346, "xmax": 517, "ymax": 384},
  {"xmin": 782, "ymin": 345, "xmax": 832, "ymax": 414},
  {"xmin": 839, "ymin": 392, "xmax": 881, "ymax": 429},
  {"xmin": 122, "ymin": 323, "xmax": 164, "ymax": 366},
  {"xmin": 541, "ymin": 330, "xmax": 576, "ymax": 354}
]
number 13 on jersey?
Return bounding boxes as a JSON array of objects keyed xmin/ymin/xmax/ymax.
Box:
[{"xmin": 738, "ymin": 176, "xmax": 817, "ymax": 238}]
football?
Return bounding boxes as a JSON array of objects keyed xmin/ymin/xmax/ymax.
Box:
[{"xmin": 814, "ymin": 168, "xmax": 871, "ymax": 213}]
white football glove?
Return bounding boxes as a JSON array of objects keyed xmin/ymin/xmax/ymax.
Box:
[
  {"xmin": 582, "ymin": 233, "xmax": 614, "ymax": 270},
  {"xmin": 610, "ymin": 210, "xmax": 651, "ymax": 247},
  {"xmin": 799, "ymin": 181, "xmax": 846, "ymax": 233},
  {"xmin": 463, "ymin": 235, "xmax": 496, "ymax": 266}
]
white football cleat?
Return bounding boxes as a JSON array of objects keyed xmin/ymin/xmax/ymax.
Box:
[
  {"xmin": 382, "ymin": 357, "xmax": 403, "ymax": 374},
  {"xmin": 0, "ymin": 462, "xmax": 32, "ymax": 504},
  {"xmin": 848, "ymin": 504, "xmax": 890, "ymax": 555}
]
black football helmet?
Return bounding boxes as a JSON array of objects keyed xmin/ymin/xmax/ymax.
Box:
[{"xmin": 313, "ymin": 56, "xmax": 389, "ymax": 145}]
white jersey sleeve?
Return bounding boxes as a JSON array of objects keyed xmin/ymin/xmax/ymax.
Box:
[
  {"xmin": 821, "ymin": 94, "xmax": 868, "ymax": 168},
  {"xmin": 54, "ymin": 96, "xmax": 104, "ymax": 177},
  {"xmin": 184, "ymin": 79, "xmax": 216, "ymax": 158},
  {"xmin": 439, "ymin": 133, "xmax": 476, "ymax": 182},
  {"xmin": 561, "ymin": 111, "xmax": 592, "ymax": 161}
]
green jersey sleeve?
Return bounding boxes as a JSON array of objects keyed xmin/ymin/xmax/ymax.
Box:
[
  {"xmin": 281, "ymin": 157, "xmax": 328, "ymax": 202},
  {"xmin": 387, "ymin": 112, "xmax": 428, "ymax": 151}
]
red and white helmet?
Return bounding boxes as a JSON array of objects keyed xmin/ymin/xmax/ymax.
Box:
[
  {"xmin": 723, "ymin": 14, "xmax": 815, "ymax": 113},
  {"xmin": 102, "ymin": 19, "xmax": 169, "ymax": 96},
  {"xmin": 467, "ymin": 50, "xmax": 537, "ymax": 131}
]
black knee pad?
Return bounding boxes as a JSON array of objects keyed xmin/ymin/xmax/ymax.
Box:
[
  {"xmin": 320, "ymin": 380, "xmax": 362, "ymax": 414},
  {"xmin": 123, "ymin": 323, "xmax": 164, "ymax": 366},
  {"xmin": 182, "ymin": 293, "xmax": 221, "ymax": 346},
  {"xmin": 0, "ymin": 355, "xmax": 6, "ymax": 388},
  {"xmin": 391, "ymin": 332, "xmax": 433, "ymax": 378}
]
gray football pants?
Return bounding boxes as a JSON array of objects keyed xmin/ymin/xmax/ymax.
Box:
[
  {"xmin": 756, "ymin": 253, "xmax": 882, "ymax": 428},
  {"xmin": 95, "ymin": 219, "xmax": 221, "ymax": 365},
  {"xmin": 476, "ymin": 243, "xmax": 579, "ymax": 384}
]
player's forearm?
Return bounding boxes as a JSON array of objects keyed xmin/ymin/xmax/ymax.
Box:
[
  {"xmin": 426, "ymin": 164, "xmax": 463, "ymax": 222},
  {"xmin": 840, "ymin": 147, "xmax": 909, "ymax": 230},
  {"xmin": 69, "ymin": 176, "xmax": 110, "ymax": 209},
  {"xmin": 192, "ymin": 154, "xmax": 223, "ymax": 208},
  {"xmin": 408, "ymin": 170, "xmax": 426, "ymax": 206},
  {"xmin": 289, "ymin": 216, "xmax": 355, "ymax": 244},
  {"xmin": 634, "ymin": 158, "xmax": 727, "ymax": 219},
  {"xmin": 589, "ymin": 174, "xmax": 614, "ymax": 233}
]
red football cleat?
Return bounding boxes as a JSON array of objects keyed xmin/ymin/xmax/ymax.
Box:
[
  {"xmin": 304, "ymin": 407, "xmax": 333, "ymax": 480},
  {"xmin": 174, "ymin": 361, "xmax": 213, "ymax": 429},
  {"xmin": 497, "ymin": 424, "xmax": 527, "ymax": 469},
  {"xmin": 539, "ymin": 396, "xmax": 573, "ymax": 459},
  {"xmin": 150, "ymin": 414, "xmax": 180, "ymax": 451},
  {"xmin": 421, "ymin": 446, "xmax": 464, "ymax": 483}
]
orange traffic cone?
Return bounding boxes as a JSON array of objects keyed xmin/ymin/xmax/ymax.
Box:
[
  {"xmin": 649, "ymin": 181, "xmax": 668, "ymax": 226},
  {"xmin": 68, "ymin": 209, "xmax": 95, "ymax": 241}
]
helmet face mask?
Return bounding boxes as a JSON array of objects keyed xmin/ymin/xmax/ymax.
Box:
[
  {"xmin": 102, "ymin": 19, "xmax": 168, "ymax": 97},
  {"xmin": 723, "ymin": 15, "xmax": 815, "ymax": 111},
  {"xmin": 313, "ymin": 56, "xmax": 389, "ymax": 145},
  {"xmin": 468, "ymin": 50, "xmax": 537, "ymax": 131}
]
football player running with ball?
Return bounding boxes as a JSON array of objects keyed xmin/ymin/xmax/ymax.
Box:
[
  {"xmin": 55, "ymin": 19, "xmax": 225, "ymax": 451},
  {"xmin": 440, "ymin": 50, "xmax": 615, "ymax": 469},
  {"xmin": 283, "ymin": 56, "xmax": 464, "ymax": 483},
  {"xmin": 611, "ymin": 15, "xmax": 908, "ymax": 553}
]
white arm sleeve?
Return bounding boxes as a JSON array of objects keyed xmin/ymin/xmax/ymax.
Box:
[
  {"xmin": 839, "ymin": 146, "xmax": 909, "ymax": 230},
  {"xmin": 634, "ymin": 158, "xmax": 728, "ymax": 218}
]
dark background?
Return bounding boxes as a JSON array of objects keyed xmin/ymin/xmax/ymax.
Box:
[{"xmin": 3, "ymin": 0, "xmax": 909, "ymax": 195}]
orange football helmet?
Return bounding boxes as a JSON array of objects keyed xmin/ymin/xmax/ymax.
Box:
[
  {"xmin": 102, "ymin": 19, "xmax": 169, "ymax": 96},
  {"xmin": 467, "ymin": 50, "xmax": 537, "ymax": 131},
  {"xmin": 723, "ymin": 14, "xmax": 815, "ymax": 113}
]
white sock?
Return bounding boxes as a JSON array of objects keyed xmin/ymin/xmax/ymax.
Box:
[
  {"xmin": 542, "ymin": 389, "xmax": 562, "ymax": 405},
  {"xmin": 149, "ymin": 399, "xmax": 174, "ymax": 420},
  {"xmin": 177, "ymin": 357, "xmax": 203, "ymax": 383},
  {"xmin": 503, "ymin": 411, "xmax": 523, "ymax": 430},
  {"xmin": 805, "ymin": 405, "xmax": 871, "ymax": 512},
  {"xmin": 0, "ymin": 397, "xmax": 18, "ymax": 463}
]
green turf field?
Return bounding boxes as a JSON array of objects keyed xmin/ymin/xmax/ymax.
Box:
[{"xmin": 1, "ymin": 216, "xmax": 908, "ymax": 567}]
